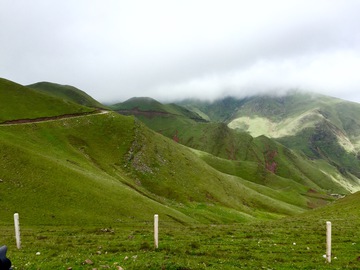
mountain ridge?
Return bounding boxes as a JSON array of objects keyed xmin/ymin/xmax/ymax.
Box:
[
  {"xmin": 27, "ymin": 81, "xmax": 106, "ymax": 109},
  {"xmin": 2, "ymin": 77, "xmax": 360, "ymax": 226},
  {"xmin": 112, "ymin": 93, "xmax": 360, "ymax": 193},
  {"xmin": 0, "ymin": 78, "xmax": 95, "ymax": 123},
  {"xmin": 2, "ymin": 78, "xmax": 360, "ymax": 268},
  {"xmin": 1, "ymin": 77, "xmax": 330, "ymax": 226},
  {"xmin": 178, "ymin": 93, "xmax": 360, "ymax": 185}
]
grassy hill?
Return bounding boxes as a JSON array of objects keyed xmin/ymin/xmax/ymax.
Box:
[
  {"xmin": 27, "ymin": 81, "xmax": 106, "ymax": 109},
  {"xmin": 1, "ymin": 110, "xmax": 320, "ymax": 226},
  {"xmin": 112, "ymin": 96, "xmax": 360, "ymax": 194},
  {"xmin": 111, "ymin": 97, "xmax": 168, "ymax": 112},
  {"xmin": 2, "ymin": 79, "xmax": 360, "ymax": 268},
  {"xmin": 0, "ymin": 112, "xmax": 194, "ymax": 225},
  {"xmin": 178, "ymin": 96, "xmax": 250, "ymax": 122},
  {"xmin": 0, "ymin": 78, "xmax": 94, "ymax": 123},
  {"xmin": 112, "ymin": 97, "xmax": 206, "ymax": 121},
  {"xmin": 180, "ymin": 92, "xmax": 360, "ymax": 191},
  {"xmin": 0, "ymin": 82, "xmax": 322, "ymax": 226}
]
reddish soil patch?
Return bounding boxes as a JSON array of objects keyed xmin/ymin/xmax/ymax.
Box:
[
  {"xmin": 116, "ymin": 108, "xmax": 172, "ymax": 118},
  {"xmin": 264, "ymin": 149, "xmax": 278, "ymax": 173},
  {"xmin": 173, "ymin": 130, "xmax": 180, "ymax": 143}
]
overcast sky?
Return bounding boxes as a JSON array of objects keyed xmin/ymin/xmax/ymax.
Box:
[{"xmin": 1, "ymin": 0, "xmax": 360, "ymax": 103}]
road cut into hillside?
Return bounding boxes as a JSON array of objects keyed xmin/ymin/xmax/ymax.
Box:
[{"xmin": 0, "ymin": 110, "xmax": 110, "ymax": 126}]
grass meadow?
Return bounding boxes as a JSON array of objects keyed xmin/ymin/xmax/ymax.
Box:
[
  {"xmin": 2, "ymin": 79, "xmax": 360, "ymax": 269},
  {"xmin": 2, "ymin": 207, "xmax": 360, "ymax": 270},
  {"xmin": 1, "ymin": 111, "xmax": 358, "ymax": 269}
]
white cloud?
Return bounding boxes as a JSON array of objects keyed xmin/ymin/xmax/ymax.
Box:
[
  {"xmin": 1, "ymin": 0, "xmax": 360, "ymax": 103},
  {"xmin": 153, "ymin": 50, "xmax": 360, "ymax": 102}
]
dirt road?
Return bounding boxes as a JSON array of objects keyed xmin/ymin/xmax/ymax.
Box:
[{"xmin": 0, "ymin": 110, "xmax": 110, "ymax": 126}]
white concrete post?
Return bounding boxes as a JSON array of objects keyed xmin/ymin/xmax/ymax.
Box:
[
  {"xmin": 14, "ymin": 213, "xmax": 21, "ymax": 249},
  {"xmin": 326, "ymin": 221, "xmax": 331, "ymax": 263},
  {"xmin": 154, "ymin": 214, "xmax": 159, "ymax": 249}
]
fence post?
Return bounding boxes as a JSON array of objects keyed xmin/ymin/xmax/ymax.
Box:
[
  {"xmin": 154, "ymin": 214, "xmax": 159, "ymax": 249},
  {"xmin": 326, "ymin": 221, "xmax": 331, "ymax": 263},
  {"xmin": 14, "ymin": 213, "xmax": 21, "ymax": 249}
]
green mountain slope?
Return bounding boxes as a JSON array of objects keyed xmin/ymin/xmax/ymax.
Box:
[
  {"xmin": 111, "ymin": 97, "xmax": 358, "ymax": 195},
  {"xmin": 112, "ymin": 97, "xmax": 206, "ymax": 122},
  {"xmin": 0, "ymin": 111, "xmax": 316, "ymax": 225},
  {"xmin": 111, "ymin": 97, "xmax": 167, "ymax": 112},
  {"xmin": 181, "ymin": 92, "xmax": 360, "ymax": 191},
  {"xmin": 2, "ymin": 77, "xmax": 357, "ymax": 227},
  {"xmin": 0, "ymin": 112, "xmax": 193, "ymax": 225},
  {"xmin": 1, "ymin": 80, "xmax": 340, "ymax": 226},
  {"xmin": 0, "ymin": 78, "xmax": 94, "ymax": 122},
  {"xmin": 27, "ymin": 81, "xmax": 106, "ymax": 108},
  {"xmin": 179, "ymin": 96, "xmax": 250, "ymax": 122},
  {"xmin": 1, "ymin": 79, "xmax": 360, "ymax": 268}
]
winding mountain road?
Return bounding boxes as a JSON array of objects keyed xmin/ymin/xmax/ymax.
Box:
[{"xmin": 0, "ymin": 110, "xmax": 110, "ymax": 126}]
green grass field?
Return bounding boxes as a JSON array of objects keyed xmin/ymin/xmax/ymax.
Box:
[
  {"xmin": 2, "ymin": 198, "xmax": 360, "ymax": 270},
  {"xmin": 2, "ymin": 78, "xmax": 360, "ymax": 269},
  {"xmin": 1, "ymin": 110, "xmax": 358, "ymax": 269}
]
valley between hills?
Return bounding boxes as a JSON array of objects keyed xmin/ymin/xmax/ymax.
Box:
[{"xmin": 1, "ymin": 77, "xmax": 360, "ymax": 269}]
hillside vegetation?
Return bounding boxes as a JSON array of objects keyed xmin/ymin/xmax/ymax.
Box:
[
  {"xmin": 112, "ymin": 97, "xmax": 206, "ymax": 122},
  {"xmin": 27, "ymin": 81, "xmax": 106, "ymax": 109},
  {"xmin": 179, "ymin": 92, "xmax": 360, "ymax": 191},
  {"xmin": 0, "ymin": 79, "xmax": 323, "ymax": 226},
  {"xmin": 2, "ymin": 191, "xmax": 360, "ymax": 269},
  {"xmin": 0, "ymin": 78, "xmax": 94, "ymax": 123},
  {"xmin": 2, "ymin": 78, "xmax": 360, "ymax": 268},
  {"xmin": 0, "ymin": 111, "xmax": 195, "ymax": 225},
  {"xmin": 114, "ymin": 95, "xmax": 360, "ymax": 194},
  {"xmin": 0, "ymin": 111, "xmax": 315, "ymax": 226}
]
